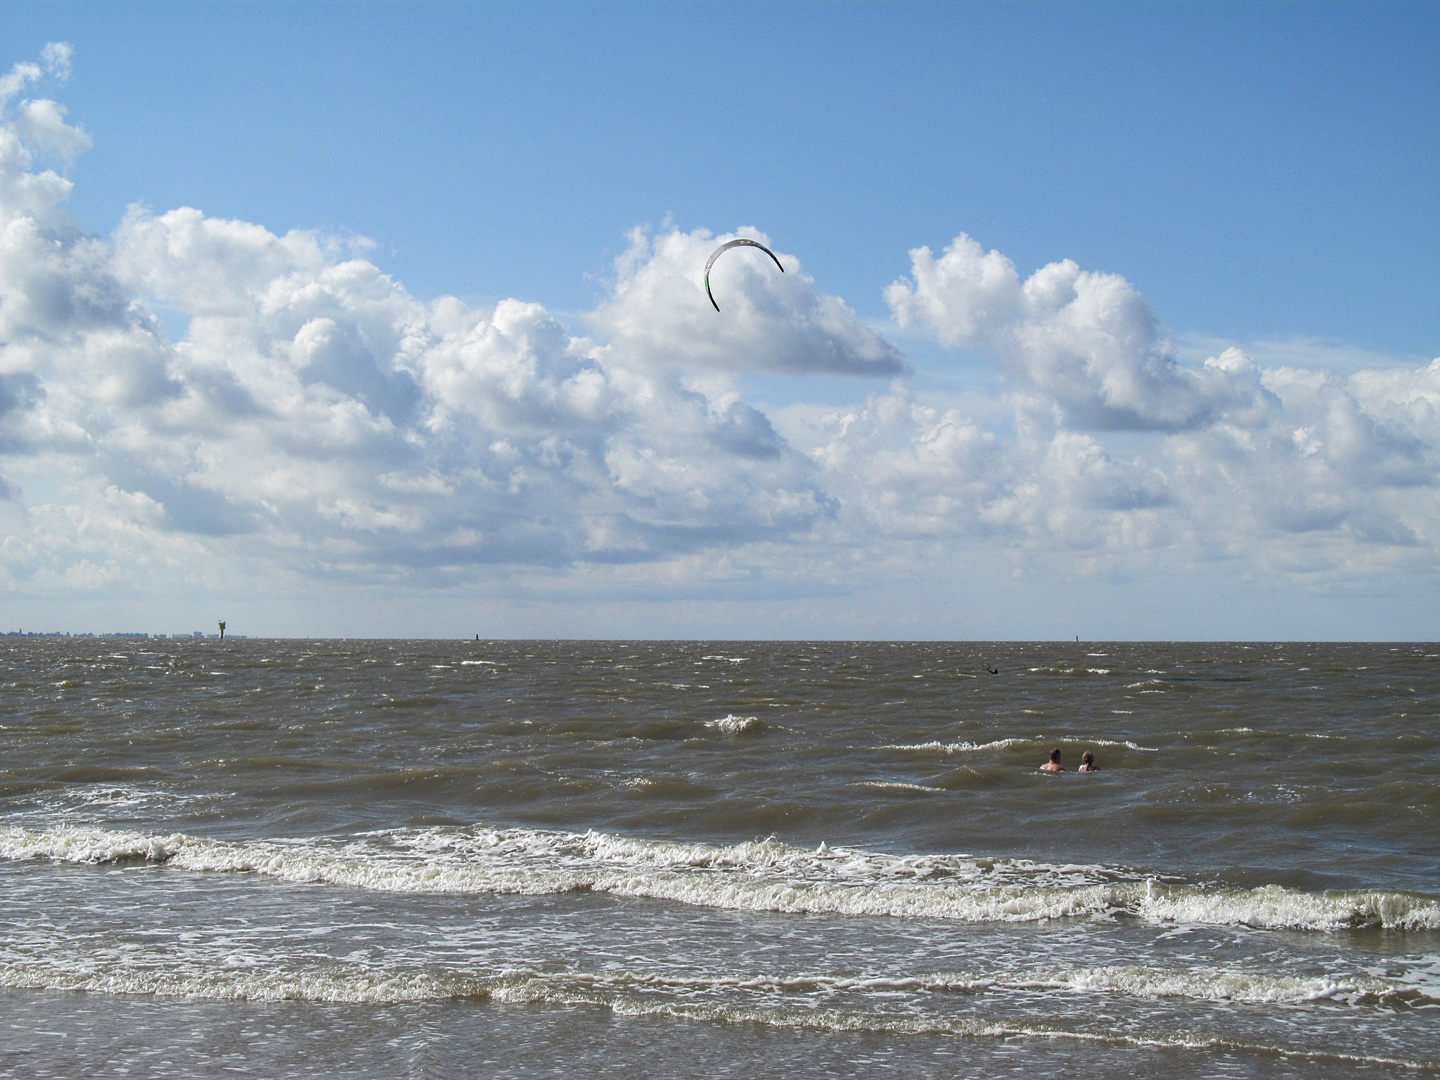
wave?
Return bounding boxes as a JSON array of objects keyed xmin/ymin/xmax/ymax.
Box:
[
  {"xmin": 0, "ymin": 959, "xmax": 1430, "ymax": 1068},
  {"xmin": 881, "ymin": 738, "xmax": 1030, "ymax": 754},
  {"xmin": 0, "ymin": 957, "xmax": 1428, "ymax": 1009},
  {"xmin": 10, "ymin": 783, "xmax": 228, "ymax": 818},
  {"xmin": 705, "ymin": 714, "xmax": 764, "ymax": 735},
  {"xmin": 882, "ymin": 738, "xmax": 1158, "ymax": 754},
  {"xmin": 2, "ymin": 824, "xmax": 1437, "ymax": 932}
]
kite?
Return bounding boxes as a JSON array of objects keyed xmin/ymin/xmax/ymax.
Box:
[{"xmin": 703, "ymin": 238, "xmax": 784, "ymax": 312}]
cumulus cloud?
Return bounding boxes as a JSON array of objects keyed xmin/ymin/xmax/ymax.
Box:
[
  {"xmin": 16, "ymin": 98, "xmax": 91, "ymax": 161},
  {"xmin": 887, "ymin": 234, "xmax": 1271, "ymax": 431},
  {"xmin": 106, "ymin": 207, "xmax": 831, "ymax": 573},
  {"xmin": 881, "ymin": 232, "xmax": 1438, "ymax": 575},
  {"xmin": 1159, "ymin": 359, "xmax": 1440, "ymax": 572},
  {"xmin": 0, "ymin": 47, "xmax": 1436, "ymax": 619},
  {"xmin": 0, "ymin": 43, "xmax": 88, "ymax": 163},
  {"xmin": 589, "ymin": 227, "xmax": 909, "ymax": 377},
  {"xmin": 793, "ymin": 383, "xmax": 1178, "ymax": 561},
  {"xmin": 0, "ymin": 65, "xmax": 836, "ymax": 591}
]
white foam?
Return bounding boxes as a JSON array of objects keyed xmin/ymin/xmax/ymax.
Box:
[
  {"xmin": 1027, "ymin": 965, "xmax": 1413, "ymax": 1006},
  {"xmin": 19, "ymin": 784, "xmax": 226, "ymax": 818},
  {"xmin": 881, "ymin": 739, "xmax": 1029, "ymax": 754},
  {"xmin": 0, "ymin": 958, "xmax": 473, "ymax": 1004},
  {"xmin": 0, "ymin": 958, "xmax": 1429, "ymax": 1068},
  {"xmin": 0, "ymin": 957, "xmax": 1403, "ymax": 1009},
  {"xmin": 1089, "ymin": 739, "xmax": 1159, "ymax": 752},
  {"xmin": 2, "ymin": 824, "xmax": 1435, "ymax": 932},
  {"xmin": 705, "ymin": 714, "xmax": 764, "ymax": 735},
  {"xmin": 1135, "ymin": 880, "xmax": 1440, "ymax": 932},
  {"xmin": 882, "ymin": 738, "xmax": 1157, "ymax": 754}
]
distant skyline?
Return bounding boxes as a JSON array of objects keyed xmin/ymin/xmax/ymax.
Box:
[{"xmin": 0, "ymin": 2, "xmax": 1436, "ymax": 639}]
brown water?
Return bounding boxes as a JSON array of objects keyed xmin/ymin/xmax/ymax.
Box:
[{"xmin": 0, "ymin": 639, "xmax": 1436, "ymax": 1077}]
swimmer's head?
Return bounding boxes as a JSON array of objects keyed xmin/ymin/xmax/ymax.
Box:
[
  {"xmin": 1081, "ymin": 752, "xmax": 1094, "ymax": 766},
  {"xmin": 1048, "ymin": 748, "xmax": 1061, "ymax": 763}
]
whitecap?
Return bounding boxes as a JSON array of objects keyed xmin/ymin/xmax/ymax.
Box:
[
  {"xmin": 705, "ymin": 715, "xmax": 764, "ymax": 735},
  {"xmin": 2, "ymin": 824, "xmax": 1434, "ymax": 933},
  {"xmin": 881, "ymin": 739, "xmax": 1029, "ymax": 754}
]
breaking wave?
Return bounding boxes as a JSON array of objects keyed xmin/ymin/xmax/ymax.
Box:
[
  {"xmin": 882, "ymin": 738, "xmax": 1158, "ymax": 755},
  {"xmin": 0, "ymin": 957, "xmax": 1429, "ymax": 1010},
  {"xmin": 0, "ymin": 957, "xmax": 1431, "ymax": 1071},
  {"xmin": 705, "ymin": 714, "xmax": 764, "ymax": 735},
  {"xmin": 3, "ymin": 824, "xmax": 1436, "ymax": 932}
]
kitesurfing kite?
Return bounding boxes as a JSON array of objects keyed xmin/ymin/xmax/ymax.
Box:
[{"xmin": 703, "ymin": 238, "xmax": 784, "ymax": 311}]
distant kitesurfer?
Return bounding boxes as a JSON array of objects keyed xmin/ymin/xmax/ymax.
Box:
[
  {"xmin": 1078, "ymin": 752, "xmax": 1097, "ymax": 772},
  {"xmin": 218, "ymin": 620, "xmax": 226, "ymax": 641},
  {"xmin": 1040, "ymin": 748, "xmax": 1064, "ymax": 772},
  {"xmin": 986, "ymin": 664, "xmax": 999, "ymax": 674}
]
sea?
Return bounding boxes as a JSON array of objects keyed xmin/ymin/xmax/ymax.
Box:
[{"xmin": 0, "ymin": 638, "xmax": 1436, "ymax": 1078}]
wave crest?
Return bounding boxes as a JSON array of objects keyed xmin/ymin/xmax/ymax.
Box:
[
  {"xmin": 1, "ymin": 824, "xmax": 1435, "ymax": 932},
  {"xmin": 705, "ymin": 714, "xmax": 764, "ymax": 735}
]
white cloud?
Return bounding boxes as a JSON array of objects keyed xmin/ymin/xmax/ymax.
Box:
[
  {"xmin": 39, "ymin": 43, "xmax": 73, "ymax": 82},
  {"xmin": 0, "ymin": 50, "xmax": 1435, "ymax": 635},
  {"xmin": 1, "ymin": 94, "xmax": 834, "ymax": 588},
  {"xmin": 884, "ymin": 233, "xmax": 1021, "ymax": 351},
  {"xmin": 887, "ymin": 234, "xmax": 1272, "ymax": 431},
  {"xmin": 0, "ymin": 63, "xmax": 43, "ymax": 111},
  {"xmin": 876, "ymin": 234, "xmax": 1438, "ymax": 582},
  {"xmin": 1174, "ymin": 333, "xmax": 1429, "ymax": 376},
  {"xmin": 0, "ymin": 43, "xmax": 87, "ymax": 163},
  {"xmin": 589, "ymin": 227, "xmax": 909, "ymax": 377},
  {"xmin": 16, "ymin": 98, "xmax": 91, "ymax": 161}
]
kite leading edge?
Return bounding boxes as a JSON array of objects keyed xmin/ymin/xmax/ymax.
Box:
[{"xmin": 704, "ymin": 238, "xmax": 785, "ymax": 311}]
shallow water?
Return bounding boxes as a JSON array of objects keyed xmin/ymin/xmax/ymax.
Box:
[{"xmin": 0, "ymin": 639, "xmax": 1436, "ymax": 1077}]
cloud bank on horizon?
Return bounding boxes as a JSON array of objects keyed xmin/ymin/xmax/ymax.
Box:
[{"xmin": 1, "ymin": 47, "xmax": 1436, "ymax": 631}]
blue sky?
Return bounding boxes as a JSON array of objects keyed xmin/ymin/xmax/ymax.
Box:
[
  {"xmin": 0, "ymin": 2, "xmax": 1437, "ymax": 638},
  {"xmin": 17, "ymin": 1, "xmax": 1438, "ymax": 347}
]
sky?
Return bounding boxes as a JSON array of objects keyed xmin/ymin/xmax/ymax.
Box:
[{"xmin": 0, "ymin": 1, "xmax": 1436, "ymax": 640}]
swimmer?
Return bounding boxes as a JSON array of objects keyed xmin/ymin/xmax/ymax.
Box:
[
  {"xmin": 1040, "ymin": 748, "xmax": 1064, "ymax": 772},
  {"xmin": 1078, "ymin": 751, "xmax": 1097, "ymax": 772}
]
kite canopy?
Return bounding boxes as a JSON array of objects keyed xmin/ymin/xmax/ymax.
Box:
[{"xmin": 704, "ymin": 238, "xmax": 785, "ymax": 311}]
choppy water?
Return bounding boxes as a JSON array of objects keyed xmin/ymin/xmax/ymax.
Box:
[{"xmin": 0, "ymin": 639, "xmax": 1436, "ymax": 1078}]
